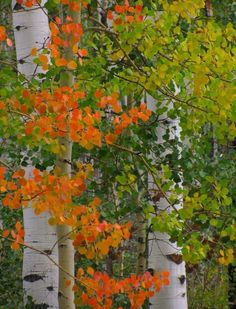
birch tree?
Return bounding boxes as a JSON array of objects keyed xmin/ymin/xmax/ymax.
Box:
[
  {"xmin": 12, "ymin": 1, "xmax": 59, "ymax": 307},
  {"xmin": 2, "ymin": 1, "xmax": 165, "ymax": 308},
  {"xmin": 147, "ymin": 95, "xmax": 187, "ymax": 309}
]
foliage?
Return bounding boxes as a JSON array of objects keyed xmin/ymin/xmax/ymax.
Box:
[
  {"xmin": 0, "ymin": 207, "xmax": 23, "ymax": 309},
  {"xmin": 0, "ymin": 0, "xmax": 236, "ymax": 308},
  {"xmin": 187, "ymin": 262, "xmax": 228, "ymax": 309}
]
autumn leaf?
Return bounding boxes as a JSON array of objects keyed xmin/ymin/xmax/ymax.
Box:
[
  {"xmin": 11, "ymin": 241, "xmax": 20, "ymax": 250},
  {"xmin": 2, "ymin": 230, "xmax": 10, "ymax": 237},
  {"xmin": 105, "ymin": 133, "xmax": 117, "ymax": 145},
  {"xmin": 87, "ymin": 266, "xmax": 94, "ymax": 276},
  {"xmin": 0, "ymin": 26, "xmax": 6, "ymax": 41},
  {"xmin": 67, "ymin": 60, "xmax": 77, "ymax": 70},
  {"xmin": 55, "ymin": 58, "xmax": 67, "ymax": 67}
]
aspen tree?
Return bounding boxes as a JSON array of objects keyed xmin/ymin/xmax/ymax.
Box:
[{"xmin": 12, "ymin": 0, "xmax": 59, "ymax": 307}]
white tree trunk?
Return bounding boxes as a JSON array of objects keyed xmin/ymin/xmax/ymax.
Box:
[
  {"xmin": 147, "ymin": 95, "xmax": 188, "ymax": 309},
  {"xmin": 12, "ymin": 1, "xmax": 59, "ymax": 308},
  {"xmin": 12, "ymin": 0, "xmax": 50, "ymax": 79}
]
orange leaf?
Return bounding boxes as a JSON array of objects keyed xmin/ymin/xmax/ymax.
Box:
[
  {"xmin": 0, "ymin": 166, "xmax": 5, "ymax": 176},
  {"xmin": 114, "ymin": 18, "xmax": 122, "ymax": 25},
  {"xmin": 55, "ymin": 58, "xmax": 67, "ymax": 67},
  {"xmin": 12, "ymin": 169, "xmax": 25, "ymax": 178},
  {"xmin": 161, "ymin": 271, "xmax": 170, "ymax": 277},
  {"xmin": 55, "ymin": 16, "xmax": 62, "ymax": 24},
  {"xmin": 18, "ymin": 229, "xmax": 25, "ymax": 237},
  {"xmin": 65, "ymin": 279, "xmax": 71, "ymax": 287},
  {"xmin": 115, "ymin": 5, "xmax": 125, "ymax": 13},
  {"xmin": 105, "ymin": 133, "xmax": 117, "ymax": 145},
  {"xmin": 136, "ymin": 5, "xmax": 142, "ymax": 13},
  {"xmin": 125, "ymin": 15, "xmax": 134, "ymax": 23},
  {"xmin": 0, "ymin": 26, "xmax": 6, "ymax": 41},
  {"xmin": 98, "ymin": 241, "xmax": 109, "ymax": 255},
  {"xmin": 162, "ymin": 278, "xmax": 170, "ymax": 285},
  {"xmin": 94, "ymin": 89, "xmax": 102, "ymax": 99},
  {"xmin": 22, "ymin": 89, "xmax": 30, "ymax": 98},
  {"xmin": 11, "ymin": 241, "xmax": 20, "ymax": 250},
  {"xmin": 78, "ymin": 49, "xmax": 88, "ymax": 57},
  {"xmin": 91, "ymin": 197, "xmax": 101, "ymax": 207},
  {"xmin": 15, "ymin": 221, "xmax": 22, "ymax": 231},
  {"xmin": 50, "ymin": 22, "xmax": 59, "ymax": 36},
  {"xmin": 25, "ymin": 0, "xmax": 33, "ymax": 8},
  {"xmin": 0, "ymin": 185, "xmax": 6, "ymax": 193},
  {"xmin": 87, "ymin": 266, "xmax": 94, "ymax": 276},
  {"xmin": 72, "ymin": 44, "xmax": 78, "ymax": 54},
  {"xmin": 72, "ymin": 284, "xmax": 78, "ymax": 292},
  {"xmin": 69, "ymin": 1, "xmax": 80, "ymax": 12},
  {"xmin": 107, "ymin": 11, "xmax": 113, "ymax": 20},
  {"xmin": 11, "ymin": 230, "xmax": 16, "ymax": 238},
  {"xmin": 42, "ymin": 64, "xmax": 49, "ymax": 71},
  {"xmin": 2, "ymin": 229, "xmax": 10, "ymax": 237},
  {"xmin": 67, "ymin": 60, "xmax": 77, "ymax": 70},
  {"xmin": 39, "ymin": 54, "xmax": 48, "ymax": 64}
]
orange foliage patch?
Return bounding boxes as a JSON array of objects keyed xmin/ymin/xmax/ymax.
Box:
[{"xmin": 75, "ymin": 269, "xmax": 169, "ymax": 309}]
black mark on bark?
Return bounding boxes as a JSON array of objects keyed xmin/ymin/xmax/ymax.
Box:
[{"xmin": 23, "ymin": 274, "xmax": 44, "ymax": 282}]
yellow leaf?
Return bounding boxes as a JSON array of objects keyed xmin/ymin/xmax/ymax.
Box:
[
  {"xmin": 48, "ymin": 217, "xmax": 57, "ymax": 225},
  {"xmin": 219, "ymin": 249, "xmax": 224, "ymax": 256}
]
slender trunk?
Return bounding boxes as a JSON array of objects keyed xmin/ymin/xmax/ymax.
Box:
[
  {"xmin": 136, "ymin": 212, "xmax": 147, "ymax": 275},
  {"xmin": 106, "ymin": 251, "xmax": 114, "ymax": 276},
  {"xmin": 205, "ymin": 0, "xmax": 213, "ymax": 17},
  {"xmin": 56, "ymin": 7, "xmax": 80, "ymax": 309},
  {"xmin": 56, "ymin": 140, "xmax": 74, "ymax": 309},
  {"xmin": 147, "ymin": 95, "xmax": 188, "ymax": 309},
  {"xmin": 228, "ymin": 264, "xmax": 236, "ymax": 309},
  {"xmin": 136, "ymin": 188, "xmax": 147, "ymax": 275},
  {"xmin": 12, "ymin": 1, "xmax": 59, "ymax": 307},
  {"xmin": 118, "ymin": 250, "xmax": 124, "ymax": 277}
]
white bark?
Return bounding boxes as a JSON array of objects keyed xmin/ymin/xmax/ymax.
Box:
[
  {"xmin": 12, "ymin": 1, "xmax": 59, "ymax": 308},
  {"xmin": 147, "ymin": 94, "xmax": 188, "ymax": 309},
  {"xmin": 23, "ymin": 207, "xmax": 58, "ymax": 308},
  {"xmin": 12, "ymin": 0, "xmax": 50, "ymax": 79}
]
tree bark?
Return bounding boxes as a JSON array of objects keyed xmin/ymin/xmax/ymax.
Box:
[
  {"xmin": 56, "ymin": 139, "xmax": 75, "ymax": 309},
  {"xmin": 228, "ymin": 264, "xmax": 236, "ymax": 308},
  {"xmin": 136, "ymin": 211, "xmax": 147, "ymax": 275},
  {"xmin": 12, "ymin": 1, "xmax": 59, "ymax": 307},
  {"xmin": 147, "ymin": 95, "xmax": 188, "ymax": 309},
  {"xmin": 56, "ymin": 6, "xmax": 80, "ymax": 309}
]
